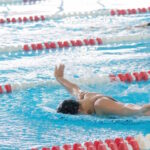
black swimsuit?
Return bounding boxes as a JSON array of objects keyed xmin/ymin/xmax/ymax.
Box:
[{"xmin": 106, "ymin": 96, "xmax": 118, "ymax": 102}]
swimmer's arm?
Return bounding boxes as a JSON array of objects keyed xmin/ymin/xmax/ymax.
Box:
[
  {"xmin": 54, "ymin": 64, "xmax": 80, "ymax": 97},
  {"xmin": 56, "ymin": 77, "xmax": 80, "ymax": 97},
  {"xmin": 95, "ymin": 99, "xmax": 142, "ymax": 116}
]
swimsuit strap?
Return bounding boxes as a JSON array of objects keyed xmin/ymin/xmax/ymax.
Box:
[{"xmin": 106, "ymin": 96, "xmax": 118, "ymax": 102}]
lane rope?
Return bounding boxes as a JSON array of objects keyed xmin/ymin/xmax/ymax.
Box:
[
  {"xmin": 0, "ymin": 33, "xmax": 150, "ymax": 53},
  {"xmin": 0, "ymin": 70, "xmax": 150, "ymax": 95},
  {"xmin": 31, "ymin": 134, "xmax": 150, "ymax": 150},
  {"xmin": 0, "ymin": 0, "xmax": 44, "ymax": 6},
  {"xmin": 0, "ymin": 6, "xmax": 150, "ymax": 24},
  {"xmin": 0, "ymin": 15, "xmax": 46, "ymax": 24}
]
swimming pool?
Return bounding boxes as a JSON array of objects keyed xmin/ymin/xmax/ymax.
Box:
[{"xmin": 0, "ymin": 0, "xmax": 150, "ymax": 149}]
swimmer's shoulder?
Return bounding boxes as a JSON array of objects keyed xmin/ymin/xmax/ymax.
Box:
[
  {"xmin": 77, "ymin": 90, "xmax": 102, "ymax": 100},
  {"xmin": 77, "ymin": 90, "xmax": 87, "ymax": 100}
]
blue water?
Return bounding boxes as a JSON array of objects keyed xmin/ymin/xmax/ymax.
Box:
[{"xmin": 0, "ymin": 0, "xmax": 150, "ymax": 149}]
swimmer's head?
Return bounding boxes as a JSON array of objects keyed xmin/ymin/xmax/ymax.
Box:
[{"xmin": 57, "ymin": 99, "xmax": 80, "ymax": 115}]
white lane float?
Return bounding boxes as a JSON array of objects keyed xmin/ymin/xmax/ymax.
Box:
[{"xmin": 0, "ymin": 6, "xmax": 150, "ymax": 24}]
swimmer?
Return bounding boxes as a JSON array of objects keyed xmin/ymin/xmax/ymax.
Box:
[
  {"xmin": 55, "ymin": 64, "xmax": 150, "ymax": 116},
  {"xmin": 127, "ymin": 22, "xmax": 150, "ymax": 30},
  {"xmin": 90, "ymin": 22, "xmax": 150, "ymax": 30},
  {"xmin": 134, "ymin": 22, "xmax": 150, "ymax": 28}
]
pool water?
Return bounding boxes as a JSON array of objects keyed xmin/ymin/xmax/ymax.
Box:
[{"xmin": 0, "ymin": 0, "xmax": 150, "ymax": 149}]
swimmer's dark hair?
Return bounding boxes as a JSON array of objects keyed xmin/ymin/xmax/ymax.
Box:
[
  {"xmin": 147, "ymin": 23, "xmax": 150, "ymax": 26},
  {"xmin": 57, "ymin": 99, "xmax": 80, "ymax": 115}
]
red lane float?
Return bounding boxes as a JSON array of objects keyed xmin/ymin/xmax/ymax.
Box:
[
  {"xmin": 0, "ymin": 70, "xmax": 150, "ymax": 95},
  {"xmin": 23, "ymin": 38, "xmax": 103, "ymax": 51},
  {"xmin": 0, "ymin": 84, "xmax": 12, "ymax": 94},
  {"xmin": 110, "ymin": 71, "xmax": 150, "ymax": 83},
  {"xmin": 0, "ymin": 6, "xmax": 150, "ymax": 25},
  {"xmin": 1, "ymin": 33, "xmax": 150, "ymax": 53},
  {"xmin": 110, "ymin": 7, "xmax": 150, "ymax": 16},
  {"xmin": 0, "ymin": 15, "xmax": 46, "ymax": 24},
  {"xmin": 31, "ymin": 136, "xmax": 140, "ymax": 150}
]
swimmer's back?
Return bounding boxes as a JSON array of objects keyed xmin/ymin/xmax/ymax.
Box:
[{"xmin": 78, "ymin": 91, "xmax": 118, "ymax": 114}]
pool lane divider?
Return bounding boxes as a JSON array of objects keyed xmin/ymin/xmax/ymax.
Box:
[
  {"xmin": 31, "ymin": 135, "xmax": 148, "ymax": 150},
  {"xmin": 0, "ymin": 6, "xmax": 150, "ymax": 24},
  {"xmin": 0, "ymin": 15, "xmax": 46, "ymax": 24},
  {"xmin": 0, "ymin": 70, "xmax": 150, "ymax": 95},
  {"xmin": 23, "ymin": 37, "xmax": 103, "ymax": 51},
  {"xmin": 1, "ymin": 33, "xmax": 150, "ymax": 53},
  {"xmin": 0, "ymin": 0, "xmax": 44, "ymax": 6},
  {"xmin": 23, "ymin": 0, "xmax": 44, "ymax": 3}
]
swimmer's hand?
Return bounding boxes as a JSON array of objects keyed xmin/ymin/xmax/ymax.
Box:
[
  {"xmin": 54, "ymin": 64, "xmax": 65, "ymax": 79},
  {"xmin": 54, "ymin": 64, "xmax": 80, "ymax": 96}
]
